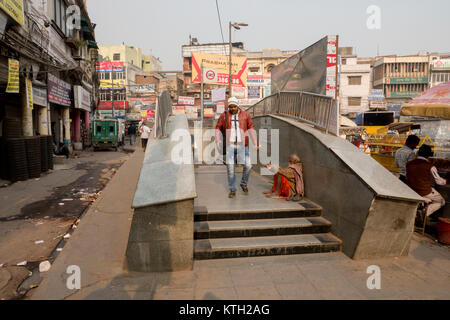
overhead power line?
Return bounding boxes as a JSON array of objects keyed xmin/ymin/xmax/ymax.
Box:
[{"xmin": 215, "ymin": 0, "xmax": 225, "ymax": 44}]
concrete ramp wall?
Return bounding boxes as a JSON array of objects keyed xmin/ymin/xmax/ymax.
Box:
[{"xmin": 252, "ymin": 115, "xmax": 423, "ymax": 259}]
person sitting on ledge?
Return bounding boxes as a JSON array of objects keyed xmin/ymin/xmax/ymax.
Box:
[
  {"xmin": 264, "ymin": 154, "xmax": 305, "ymax": 201},
  {"xmin": 406, "ymin": 144, "xmax": 447, "ymax": 218}
]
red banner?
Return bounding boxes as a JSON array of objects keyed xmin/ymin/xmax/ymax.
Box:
[
  {"xmin": 98, "ymin": 101, "xmax": 128, "ymax": 110},
  {"xmin": 96, "ymin": 62, "xmax": 125, "ymax": 71}
]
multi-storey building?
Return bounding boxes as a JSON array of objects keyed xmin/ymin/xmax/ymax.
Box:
[
  {"xmin": 338, "ymin": 48, "xmax": 373, "ymax": 118},
  {"xmin": 99, "ymin": 44, "xmax": 162, "ymax": 72},
  {"xmin": 372, "ymin": 54, "xmax": 430, "ymax": 103},
  {"xmin": 429, "ymin": 54, "xmax": 450, "ymax": 88},
  {"xmin": 0, "ymin": 0, "xmax": 98, "ymax": 151}
]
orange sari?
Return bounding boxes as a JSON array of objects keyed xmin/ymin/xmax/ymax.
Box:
[{"xmin": 272, "ymin": 173, "xmax": 290, "ymax": 198}]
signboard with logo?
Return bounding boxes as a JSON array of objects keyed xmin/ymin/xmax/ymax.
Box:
[
  {"xmin": 0, "ymin": 0, "xmax": 23, "ymax": 25},
  {"xmin": 386, "ymin": 77, "xmax": 428, "ymax": 84},
  {"xmin": 212, "ymin": 87, "xmax": 226, "ymax": 102},
  {"xmin": 96, "ymin": 62, "xmax": 125, "ymax": 72},
  {"xmin": 432, "ymin": 59, "xmax": 450, "ymax": 69},
  {"xmin": 74, "ymin": 86, "xmax": 91, "ymax": 112},
  {"xmin": 232, "ymin": 86, "xmax": 245, "ymax": 98},
  {"xmin": 98, "ymin": 101, "xmax": 128, "ymax": 110},
  {"xmin": 26, "ymin": 78, "xmax": 33, "ymax": 109},
  {"xmin": 326, "ymin": 35, "xmax": 338, "ymax": 98},
  {"xmin": 99, "ymin": 79, "xmax": 126, "ymax": 89},
  {"xmin": 203, "ymin": 68, "xmax": 218, "ymax": 84},
  {"xmin": 248, "ymin": 86, "xmax": 260, "ymax": 99},
  {"xmin": 178, "ymin": 96, "xmax": 195, "ymax": 105},
  {"xmin": 133, "ymin": 84, "xmax": 155, "ymax": 93},
  {"xmin": 99, "ymin": 109, "xmax": 125, "ymax": 119},
  {"xmin": 192, "ymin": 52, "xmax": 247, "ymax": 87},
  {"xmin": 33, "ymin": 86, "xmax": 47, "ymax": 107},
  {"xmin": 387, "ymin": 91, "xmax": 423, "ymax": 98},
  {"xmin": 129, "ymin": 96, "xmax": 157, "ymax": 112},
  {"xmin": 6, "ymin": 59, "xmax": 19, "ymax": 93},
  {"xmin": 48, "ymin": 74, "xmax": 72, "ymax": 107}
]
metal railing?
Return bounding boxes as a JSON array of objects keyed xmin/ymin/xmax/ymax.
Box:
[
  {"xmin": 153, "ymin": 91, "xmax": 173, "ymax": 139},
  {"xmin": 246, "ymin": 91, "xmax": 339, "ymax": 135}
]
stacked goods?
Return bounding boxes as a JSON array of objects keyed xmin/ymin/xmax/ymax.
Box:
[
  {"xmin": 0, "ymin": 138, "xmax": 7, "ymax": 180},
  {"xmin": 7, "ymin": 138, "xmax": 28, "ymax": 182},
  {"xmin": 46, "ymin": 136, "xmax": 54, "ymax": 170},
  {"xmin": 25, "ymin": 137, "xmax": 41, "ymax": 179},
  {"xmin": 2, "ymin": 118, "xmax": 22, "ymax": 139},
  {"xmin": 39, "ymin": 136, "xmax": 48, "ymax": 172}
]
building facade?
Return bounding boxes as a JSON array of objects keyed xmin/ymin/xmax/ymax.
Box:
[
  {"xmin": 0, "ymin": 0, "xmax": 98, "ymax": 153},
  {"xmin": 338, "ymin": 48, "xmax": 373, "ymax": 118},
  {"xmin": 99, "ymin": 44, "xmax": 162, "ymax": 72},
  {"xmin": 429, "ymin": 54, "xmax": 450, "ymax": 88},
  {"xmin": 372, "ymin": 54, "xmax": 430, "ymax": 103}
]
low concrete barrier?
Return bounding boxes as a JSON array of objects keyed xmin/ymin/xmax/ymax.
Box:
[
  {"xmin": 253, "ymin": 115, "xmax": 423, "ymax": 259},
  {"xmin": 126, "ymin": 114, "xmax": 197, "ymax": 272}
]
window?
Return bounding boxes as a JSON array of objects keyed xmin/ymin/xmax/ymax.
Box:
[
  {"xmin": 110, "ymin": 126, "xmax": 114, "ymax": 133},
  {"xmin": 348, "ymin": 97, "xmax": 361, "ymax": 106},
  {"xmin": 348, "ymin": 76, "xmax": 362, "ymax": 85},
  {"xmin": 249, "ymin": 67, "xmax": 260, "ymax": 73},
  {"xmin": 53, "ymin": 0, "xmax": 68, "ymax": 36},
  {"xmin": 97, "ymin": 126, "xmax": 102, "ymax": 133},
  {"xmin": 113, "ymin": 53, "xmax": 121, "ymax": 61}
]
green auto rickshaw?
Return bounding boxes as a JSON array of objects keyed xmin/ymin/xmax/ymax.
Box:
[{"xmin": 92, "ymin": 119, "xmax": 120, "ymax": 151}]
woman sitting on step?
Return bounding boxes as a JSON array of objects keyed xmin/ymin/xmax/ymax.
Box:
[{"xmin": 264, "ymin": 154, "xmax": 305, "ymax": 201}]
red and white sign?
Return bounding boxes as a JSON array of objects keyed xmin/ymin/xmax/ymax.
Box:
[
  {"xmin": 326, "ymin": 35, "xmax": 338, "ymax": 98},
  {"xmin": 178, "ymin": 96, "xmax": 195, "ymax": 105},
  {"xmin": 98, "ymin": 101, "xmax": 128, "ymax": 110},
  {"xmin": 203, "ymin": 68, "xmax": 218, "ymax": 84}
]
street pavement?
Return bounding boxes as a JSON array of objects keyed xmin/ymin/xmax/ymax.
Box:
[
  {"xmin": 28, "ymin": 146, "xmax": 450, "ymax": 300},
  {"xmin": 0, "ymin": 147, "xmax": 131, "ymax": 299}
]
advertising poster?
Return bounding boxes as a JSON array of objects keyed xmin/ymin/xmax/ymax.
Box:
[
  {"xmin": 6, "ymin": 59, "xmax": 19, "ymax": 93},
  {"xmin": 232, "ymin": 86, "xmax": 245, "ymax": 98},
  {"xmin": 33, "ymin": 86, "xmax": 48, "ymax": 107},
  {"xmin": 48, "ymin": 73, "xmax": 72, "ymax": 107},
  {"xmin": 192, "ymin": 52, "xmax": 247, "ymax": 87},
  {"xmin": 0, "ymin": 0, "xmax": 23, "ymax": 25},
  {"xmin": 248, "ymin": 86, "xmax": 261, "ymax": 99},
  {"xmin": 25, "ymin": 78, "xmax": 33, "ymax": 109},
  {"xmin": 178, "ymin": 96, "xmax": 195, "ymax": 105}
]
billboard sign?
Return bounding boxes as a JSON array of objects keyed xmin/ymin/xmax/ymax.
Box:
[
  {"xmin": 33, "ymin": 86, "xmax": 47, "ymax": 107},
  {"xmin": 271, "ymin": 35, "xmax": 338, "ymax": 97},
  {"xmin": 0, "ymin": 0, "xmax": 23, "ymax": 25},
  {"xmin": 74, "ymin": 86, "xmax": 91, "ymax": 112},
  {"xmin": 178, "ymin": 96, "xmax": 195, "ymax": 105},
  {"xmin": 248, "ymin": 86, "xmax": 261, "ymax": 99},
  {"xmin": 96, "ymin": 62, "xmax": 124, "ymax": 72},
  {"xmin": 48, "ymin": 73, "xmax": 72, "ymax": 107},
  {"xmin": 432, "ymin": 59, "xmax": 450, "ymax": 69},
  {"xmin": 192, "ymin": 52, "xmax": 247, "ymax": 87}
]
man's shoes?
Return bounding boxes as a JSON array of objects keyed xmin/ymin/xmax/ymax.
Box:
[
  {"xmin": 240, "ymin": 184, "xmax": 249, "ymax": 195},
  {"xmin": 229, "ymin": 191, "xmax": 236, "ymax": 198}
]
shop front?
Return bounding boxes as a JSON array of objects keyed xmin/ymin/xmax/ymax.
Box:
[
  {"xmin": 47, "ymin": 73, "xmax": 72, "ymax": 147},
  {"xmin": 73, "ymin": 85, "xmax": 92, "ymax": 150}
]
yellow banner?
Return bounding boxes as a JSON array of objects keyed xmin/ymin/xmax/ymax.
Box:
[
  {"xmin": 26, "ymin": 78, "xmax": 33, "ymax": 109},
  {"xmin": 192, "ymin": 52, "xmax": 247, "ymax": 87},
  {"xmin": 0, "ymin": 0, "xmax": 24, "ymax": 25},
  {"xmin": 99, "ymin": 79, "xmax": 126, "ymax": 89},
  {"xmin": 6, "ymin": 59, "xmax": 19, "ymax": 93}
]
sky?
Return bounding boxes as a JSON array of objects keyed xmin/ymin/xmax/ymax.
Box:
[{"xmin": 86, "ymin": 0, "xmax": 450, "ymax": 70}]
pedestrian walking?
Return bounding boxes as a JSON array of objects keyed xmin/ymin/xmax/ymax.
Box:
[
  {"xmin": 139, "ymin": 122, "xmax": 151, "ymax": 152},
  {"xmin": 128, "ymin": 123, "xmax": 136, "ymax": 145},
  {"xmin": 215, "ymin": 97, "xmax": 259, "ymax": 198}
]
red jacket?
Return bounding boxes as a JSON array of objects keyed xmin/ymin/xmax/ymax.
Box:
[{"xmin": 215, "ymin": 109, "xmax": 257, "ymax": 147}]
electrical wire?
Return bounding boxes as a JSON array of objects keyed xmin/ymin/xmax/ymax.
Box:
[{"xmin": 215, "ymin": 0, "xmax": 225, "ymax": 44}]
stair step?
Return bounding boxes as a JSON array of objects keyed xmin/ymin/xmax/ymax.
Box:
[
  {"xmin": 194, "ymin": 201, "xmax": 322, "ymax": 222},
  {"xmin": 194, "ymin": 233, "xmax": 342, "ymax": 260},
  {"xmin": 194, "ymin": 217, "xmax": 331, "ymax": 239}
]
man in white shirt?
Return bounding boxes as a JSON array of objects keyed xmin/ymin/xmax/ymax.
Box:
[{"xmin": 139, "ymin": 122, "xmax": 151, "ymax": 152}]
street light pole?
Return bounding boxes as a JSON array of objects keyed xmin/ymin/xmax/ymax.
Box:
[{"xmin": 228, "ymin": 22, "xmax": 248, "ymax": 100}]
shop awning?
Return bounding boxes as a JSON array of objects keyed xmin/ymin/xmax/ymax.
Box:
[{"xmin": 401, "ymin": 81, "xmax": 450, "ymax": 119}]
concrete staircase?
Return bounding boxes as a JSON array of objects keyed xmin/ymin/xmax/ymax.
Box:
[{"xmin": 194, "ymin": 199, "xmax": 342, "ymax": 260}]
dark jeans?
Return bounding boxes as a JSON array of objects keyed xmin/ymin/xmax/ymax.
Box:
[{"xmin": 141, "ymin": 138, "xmax": 148, "ymax": 149}]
